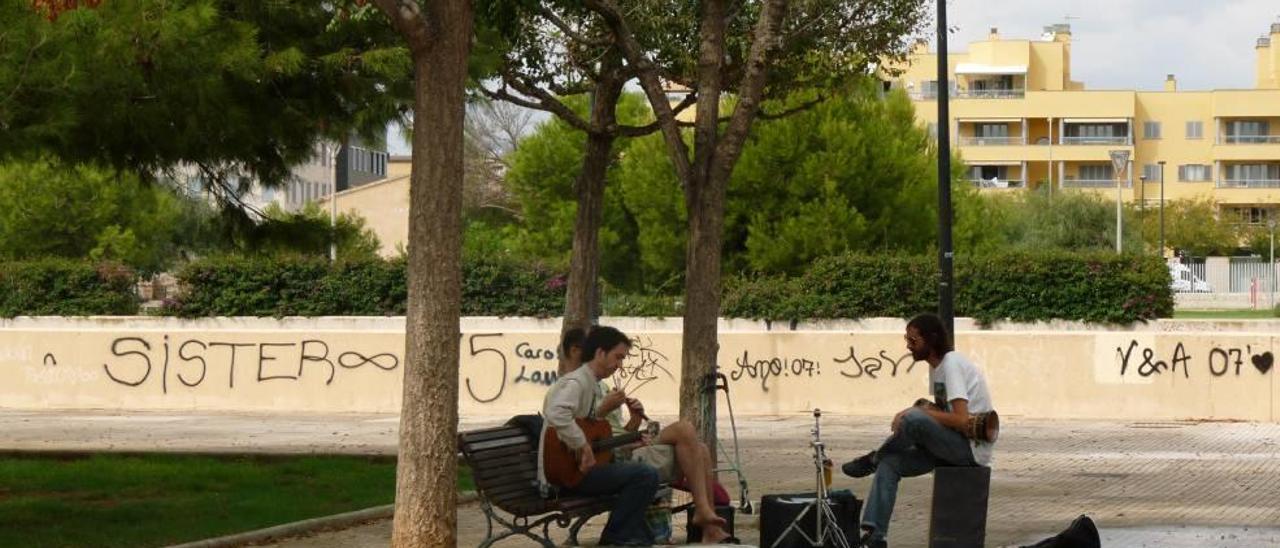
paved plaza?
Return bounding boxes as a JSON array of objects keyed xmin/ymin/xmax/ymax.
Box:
[{"xmin": 5, "ymin": 410, "xmax": 1280, "ymax": 547}]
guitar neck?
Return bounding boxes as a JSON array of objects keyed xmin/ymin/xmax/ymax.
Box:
[{"xmin": 590, "ymin": 431, "xmax": 642, "ymax": 452}]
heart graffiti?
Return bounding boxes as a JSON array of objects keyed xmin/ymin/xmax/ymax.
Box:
[{"xmin": 1252, "ymin": 352, "xmax": 1274, "ymax": 375}]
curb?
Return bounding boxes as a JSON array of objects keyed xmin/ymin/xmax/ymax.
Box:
[{"xmin": 167, "ymin": 492, "xmax": 478, "ymax": 548}]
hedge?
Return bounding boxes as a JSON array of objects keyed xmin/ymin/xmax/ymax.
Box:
[
  {"xmin": 0, "ymin": 252, "xmax": 1174, "ymax": 323},
  {"xmin": 166, "ymin": 256, "xmax": 566, "ymax": 318},
  {"xmin": 723, "ymin": 251, "xmax": 1174, "ymax": 324},
  {"xmin": 0, "ymin": 260, "xmax": 139, "ymax": 317}
]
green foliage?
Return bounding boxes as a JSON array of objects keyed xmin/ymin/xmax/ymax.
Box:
[
  {"xmin": 723, "ymin": 251, "xmax": 1174, "ymax": 324},
  {"xmin": 0, "ymin": 157, "xmax": 204, "ymax": 273},
  {"xmin": 0, "ymin": 259, "xmax": 138, "ymax": 317},
  {"xmin": 495, "ymin": 86, "xmax": 975, "ymax": 289},
  {"xmin": 0, "ymin": 0, "xmax": 409, "ymax": 187},
  {"xmin": 167, "ymin": 256, "xmax": 565, "ymax": 317},
  {"xmin": 725, "ymin": 86, "xmax": 972, "ymax": 273},
  {"xmin": 501, "ymin": 93, "xmax": 651, "ymax": 288},
  {"xmin": 236, "ymin": 203, "xmax": 382, "ymax": 260},
  {"xmin": 965, "ymin": 188, "xmax": 1147, "ymax": 253},
  {"xmin": 1139, "ymin": 197, "xmax": 1244, "ymax": 256}
]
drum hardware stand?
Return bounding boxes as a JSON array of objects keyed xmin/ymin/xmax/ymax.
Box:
[{"xmin": 769, "ymin": 409, "xmax": 852, "ymax": 548}]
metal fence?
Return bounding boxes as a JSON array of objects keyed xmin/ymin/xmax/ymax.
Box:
[{"xmin": 1229, "ymin": 257, "xmax": 1279, "ymax": 293}]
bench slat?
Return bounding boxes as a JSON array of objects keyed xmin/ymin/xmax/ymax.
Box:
[
  {"xmin": 467, "ymin": 442, "xmax": 533, "ymax": 460},
  {"xmin": 469, "ymin": 452, "xmax": 537, "ymax": 471},
  {"xmin": 460, "ymin": 427, "xmax": 525, "ymax": 444},
  {"xmin": 465, "ymin": 436, "xmax": 530, "ymax": 453}
]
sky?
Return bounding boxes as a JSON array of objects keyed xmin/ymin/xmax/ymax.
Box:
[
  {"xmin": 389, "ymin": 0, "xmax": 1280, "ymax": 154},
  {"xmin": 941, "ymin": 0, "xmax": 1278, "ymax": 91}
]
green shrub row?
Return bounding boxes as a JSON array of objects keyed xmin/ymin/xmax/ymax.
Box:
[
  {"xmin": 166, "ymin": 256, "xmax": 566, "ymax": 318},
  {"xmin": 722, "ymin": 251, "xmax": 1174, "ymax": 324},
  {"xmin": 0, "ymin": 251, "xmax": 1174, "ymax": 323},
  {"xmin": 0, "ymin": 259, "xmax": 139, "ymax": 317}
]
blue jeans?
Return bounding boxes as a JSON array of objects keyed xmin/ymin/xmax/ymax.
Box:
[
  {"xmin": 861, "ymin": 408, "xmax": 977, "ymax": 542},
  {"xmin": 566, "ymin": 461, "xmax": 660, "ymax": 545}
]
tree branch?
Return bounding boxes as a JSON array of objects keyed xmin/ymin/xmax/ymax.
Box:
[
  {"xmin": 715, "ymin": 0, "xmax": 789, "ymax": 171},
  {"xmin": 536, "ymin": 5, "xmax": 611, "ymax": 48},
  {"xmin": 371, "ymin": 0, "xmax": 433, "ymax": 53},
  {"xmin": 758, "ymin": 94, "xmax": 826, "ymax": 120},
  {"xmin": 615, "ymin": 92, "xmax": 698, "ymax": 137},
  {"xmin": 479, "ymin": 79, "xmax": 595, "ymax": 135},
  {"xmin": 583, "ymin": 0, "xmax": 692, "ymax": 184},
  {"xmin": 498, "ymin": 69, "xmax": 598, "ymax": 133}
]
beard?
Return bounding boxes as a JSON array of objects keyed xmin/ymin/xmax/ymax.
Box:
[{"xmin": 911, "ymin": 347, "xmax": 930, "ymax": 361}]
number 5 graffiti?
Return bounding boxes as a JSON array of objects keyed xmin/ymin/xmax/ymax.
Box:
[{"xmin": 465, "ymin": 333, "xmax": 508, "ymax": 403}]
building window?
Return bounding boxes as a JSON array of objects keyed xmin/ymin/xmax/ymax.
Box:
[
  {"xmin": 1185, "ymin": 121, "xmax": 1202, "ymax": 140},
  {"xmin": 920, "ymin": 80, "xmax": 938, "ymax": 99},
  {"xmin": 976, "ymin": 123, "xmax": 1010, "ymax": 138},
  {"xmin": 1226, "ymin": 120, "xmax": 1271, "ymax": 143},
  {"xmin": 1079, "ymin": 164, "xmax": 1114, "ymax": 181},
  {"xmin": 1177, "ymin": 164, "xmax": 1211, "ymax": 182},
  {"xmin": 1224, "ymin": 206, "xmax": 1276, "ymax": 225},
  {"xmin": 926, "ymin": 122, "xmax": 938, "ymax": 139},
  {"xmin": 1143, "ymin": 121, "xmax": 1161, "ymax": 140},
  {"xmin": 1142, "ymin": 164, "xmax": 1160, "ymax": 181}
]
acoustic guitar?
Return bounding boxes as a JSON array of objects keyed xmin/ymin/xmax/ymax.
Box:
[{"xmin": 542, "ymin": 417, "xmax": 642, "ymax": 488}]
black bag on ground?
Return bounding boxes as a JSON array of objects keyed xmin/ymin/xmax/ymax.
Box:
[
  {"xmin": 1020, "ymin": 515, "xmax": 1100, "ymax": 548},
  {"xmin": 506, "ymin": 414, "xmax": 543, "ymax": 439},
  {"xmin": 760, "ymin": 490, "xmax": 862, "ymax": 548}
]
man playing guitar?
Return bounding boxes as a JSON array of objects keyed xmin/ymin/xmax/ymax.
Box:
[{"xmin": 541, "ymin": 326, "xmax": 728, "ymax": 545}]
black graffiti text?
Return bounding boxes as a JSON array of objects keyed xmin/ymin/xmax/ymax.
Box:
[
  {"xmin": 103, "ymin": 336, "xmax": 397, "ymax": 393},
  {"xmin": 730, "ymin": 350, "xmax": 819, "ymax": 392},
  {"xmin": 833, "ymin": 346, "xmax": 916, "ymax": 380}
]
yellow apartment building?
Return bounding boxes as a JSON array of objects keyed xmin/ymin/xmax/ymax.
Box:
[{"xmin": 890, "ymin": 23, "xmax": 1280, "ymax": 227}]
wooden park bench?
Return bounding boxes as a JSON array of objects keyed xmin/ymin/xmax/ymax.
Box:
[{"xmin": 458, "ymin": 419, "xmax": 676, "ymax": 547}]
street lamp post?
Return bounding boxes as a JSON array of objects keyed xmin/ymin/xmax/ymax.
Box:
[
  {"xmin": 935, "ymin": 0, "xmax": 954, "ymax": 338},
  {"xmin": 1158, "ymin": 160, "xmax": 1167, "ymax": 257},
  {"xmin": 1109, "ymin": 150, "xmax": 1130, "ymax": 253}
]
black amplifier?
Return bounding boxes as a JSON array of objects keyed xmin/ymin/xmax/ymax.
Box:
[{"xmin": 760, "ymin": 490, "xmax": 862, "ymax": 548}]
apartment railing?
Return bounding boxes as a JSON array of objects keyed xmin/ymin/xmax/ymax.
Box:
[
  {"xmin": 1060, "ymin": 136, "xmax": 1131, "ymax": 145},
  {"xmin": 955, "ymin": 89, "xmax": 1025, "ymax": 99},
  {"xmin": 969, "ymin": 179, "xmax": 1025, "ymax": 189},
  {"xmin": 1217, "ymin": 178, "xmax": 1280, "ymax": 189},
  {"xmin": 958, "ymin": 136, "xmax": 1026, "ymax": 146},
  {"xmin": 1062, "ymin": 178, "xmax": 1128, "ymax": 188},
  {"xmin": 1220, "ymin": 135, "xmax": 1280, "ymax": 144}
]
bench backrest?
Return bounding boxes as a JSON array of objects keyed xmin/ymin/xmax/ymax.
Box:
[{"xmin": 458, "ymin": 425, "xmax": 549, "ymax": 517}]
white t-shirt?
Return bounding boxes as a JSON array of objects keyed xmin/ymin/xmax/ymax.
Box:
[{"xmin": 928, "ymin": 351, "xmax": 995, "ymax": 466}]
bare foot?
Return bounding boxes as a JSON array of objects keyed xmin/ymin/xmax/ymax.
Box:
[
  {"xmin": 692, "ymin": 512, "xmax": 728, "ymax": 529},
  {"xmin": 699, "ymin": 523, "xmax": 730, "ymax": 544}
]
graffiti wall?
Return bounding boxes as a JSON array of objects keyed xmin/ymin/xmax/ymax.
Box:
[{"xmin": 0, "ymin": 318, "xmax": 1276, "ymax": 420}]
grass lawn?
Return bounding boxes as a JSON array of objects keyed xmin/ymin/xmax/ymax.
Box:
[
  {"xmin": 0, "ymin": 453, "xmax": 473, "ymax": 548},
  {"xmin": 1173, "ymin": 309, "xmax": 1279, "ymax": 319}
]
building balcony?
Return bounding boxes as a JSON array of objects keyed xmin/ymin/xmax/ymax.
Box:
[
  {"xmin": 1062, "ymin": 178, "xmax": 1129, "ymax": 189},
  {"xmin": 955, "ymin": 89, "xmax": 1025, "ymax": 99},
  {"xmin": 958, "ymin": 136, "xmax": 1026, "ymax": 146},
  {"xmin": 1060, "ymin": 136, "xmax": 1132, "ymax": 146},
  {"xmin": 970, "ymin": 179, "xmax": 1024, "ymax": 189},
  {"xmin": 1218, "ymin": 178, "xmax": 1280, "ymax": 189},
  {"xmin": 1220, "ymin": 135, "xmax": 1280, "ymax": 144}
]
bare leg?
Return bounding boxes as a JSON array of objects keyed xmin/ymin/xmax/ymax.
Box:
[{"xmin": 657, "ymin": 420, "xmax": 728, "ymax": 542}]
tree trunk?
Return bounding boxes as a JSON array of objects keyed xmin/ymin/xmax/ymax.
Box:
[
  {"xmin": 679, "ymin": 169, "xmax": 728, "ymax": 458},
  {"xmin": 389, "ymin": 0, "xmax": 472, "ymax": 545},
  {"xmin": 559, "ymin": 68, "xmax": 624, "ymax": 375}
]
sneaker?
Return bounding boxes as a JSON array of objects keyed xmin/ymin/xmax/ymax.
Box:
[{"xmin": 841, "ymin": 450, "xmax": 878, "ymax": 478}]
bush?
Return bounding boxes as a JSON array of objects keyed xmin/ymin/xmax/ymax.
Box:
[
  {"xmin": 0, "ymin": 260, "xmax": 138, "ymax": 317},
  {"xmin": 167, "ymin": 256, "xmax": 564, "ymax": 318},
  {"xmin": 723, "ymin": 251, "xmax": 1174, "ymax": 324}
]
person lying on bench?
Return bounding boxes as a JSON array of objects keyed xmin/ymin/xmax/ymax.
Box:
[
  {"xmin": 840, "ymin": 313, "xmax": 996, "ymax": 548},
  {"xmin": 547, "ymin": 326, "xmax": 729, "ymax": 544}
]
